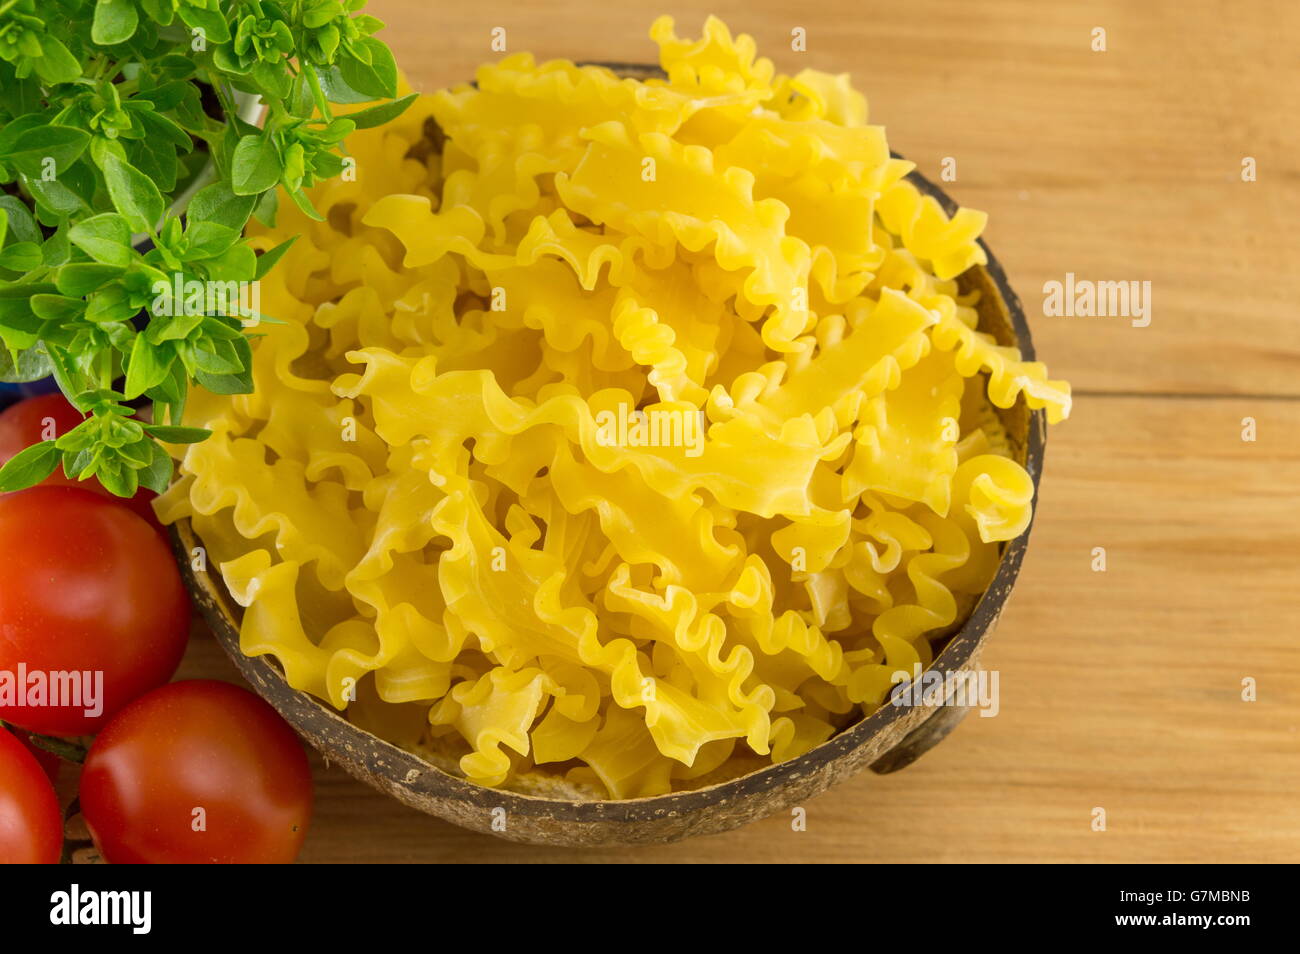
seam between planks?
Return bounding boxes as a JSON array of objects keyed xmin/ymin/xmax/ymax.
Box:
[{"xmin": 1073, "ymin": 390, "xmax": 1300, "ymax": 402}]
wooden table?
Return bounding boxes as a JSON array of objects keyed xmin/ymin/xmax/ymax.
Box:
[{"xmin": 175, "ymin": 0, "xmax": 1300, "ymax": 862}]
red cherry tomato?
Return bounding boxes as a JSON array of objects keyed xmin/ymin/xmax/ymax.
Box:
[
  {"xmin": 0, "ymin": 487, "xmax": 190, "ymax": 736},
  {"xmin": 0, "ymin": 727, "xmax": 62, "ymax": 864},
  {"xmin": 80, "ymin": 680, "xmax": 313, "ymax": 864},
  {"xmin": 0, "ymin": 393, "xmax": 163, "ymax": 532}
]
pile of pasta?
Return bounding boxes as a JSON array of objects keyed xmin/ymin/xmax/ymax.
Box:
[{"xmin": 157, "ymin": 16, "xmax": 1071, "ymax": 799}]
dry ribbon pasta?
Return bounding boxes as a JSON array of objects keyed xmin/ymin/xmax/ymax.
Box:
[{"xmin": 157, "ymin": 15, "xmax": 1071, "ymax": 799}]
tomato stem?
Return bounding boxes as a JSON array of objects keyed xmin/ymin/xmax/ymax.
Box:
[{"xmin": 23, "ymin": 731, "xmax": 89, "ymax": 765}]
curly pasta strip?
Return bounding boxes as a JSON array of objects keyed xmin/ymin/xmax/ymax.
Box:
[
  {"xmin": 555, "ymin": 123, "xmax": 814, "ymax": 353},
  {"xmin": 338, "ymin": 347, "xmax": 831, "ymax": 519},
  {"xmin": 876, "ymin": 178, "xmax": 989, "ymax": 281},
  {"xmin": 844, "ymin": 349, "xmax": 964, "ymax": 515},
  {"xmin": 932, "ymin": 313, "xmax": 1073, "ymax": 424}
]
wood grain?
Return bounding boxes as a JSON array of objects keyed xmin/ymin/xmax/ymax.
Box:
[{"xmin": 163, "ymin": 0, "xmax": 1300, "ymax": 862}]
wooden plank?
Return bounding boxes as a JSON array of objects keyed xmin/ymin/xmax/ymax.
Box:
[{"xmin": 161, "ymin": 395, "xmax": 1300, "ymax": 862}]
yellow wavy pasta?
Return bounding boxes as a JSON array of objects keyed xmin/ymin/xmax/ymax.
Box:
[{"xmin": 157, "ymin": 15, "xmax": 1071, "ymax": 798}]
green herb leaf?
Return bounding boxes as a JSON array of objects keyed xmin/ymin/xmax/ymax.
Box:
[
  {"xmin": 102, "ymin": 154, "xmax": 165, "ymax": 233},
  {"xmin": 251, "ymin": 61, "xmax": 293, "ymax": 101},
  {"xmin": 0, "ymin": 286, "xmax": 51, "ymax": 349},
  {"xmin": 204, "ymin": 241, "xmax": 256, "ymax": 282},
  {"xmin": 287, "ymin": 72, "xmax": 315, "ymax": 117},
  {"xmin": 32, "ymin": 38, "xmax": 83, "ymax": 85},
  {"xmin": 337, "ymin": 39, "xmax": 398, "ymax": 100},
  {"xmin": 0, "ymin": 242, "xmax": 42, "ymax": 271},
  {"xmin": 69, "ymin": 213, "xmax": 133, "ymax": 267},
  {"xmin": 89, "ymin": 135, "xmax": 129, "ymax": 171},
  {"xmin": 343, "ymin": 92, "xmax": 417, "ymax": 130},
  {"xmin": 42, "ymin": 230, "xmax": 71, "ymax": 267},
  {"xmin": 0, "ymin": 197, "xmax": 41, "ymax": 245},
  {"xmin": 96, "ymin": 457, "xmax": 139, "ymax": 498},
  {"xmin": 254, "ymin": 236, "xmax": 297, "ymax": 280},
  {"xmin": 124, "ymin": 334, "xmax": 174, "ymax": 398},
  {"xmin": 137, "ymin": 439, "xmax": 174, "ymax": 493},
  {"xmin": 183, "ymin": 221, "xmax": 240, "ymax": 259},
  {"xmin": 55, "ymin": 263, "xmax": 126, "ymax": 297},
  {"xmin": 23, "ymin": 174, "xmax": 90, "ymax": 218},
  {"xmin": 188, "ymin": 180, "xmax": 257, "ymax": 232},
  {"xmin": 145, "ymin": 311, "xmax": 203, "ymax": 344},
  {"xmin": 31, "ymin": 294, "xmax": 88, "ymax": 322},
  {"xmin": 136, "ymin": 108, "xmax": 193, "ymax": 151},
  {"xmin": 0, "ymin": 441, "xmax": 61, "ymax": 492},
  {"xmin": 84, "ymin": 284, "xmax": 138, "ymax": 324},
  {"xmin": 231, "ymin": 133, "xmax": 283, "ymax": 195},
  {"xmin": 138, "ymin": 0, "xmax": 174, "ymax": 26},
  {"xmin": 93, "ymin": 0, "xmax": 140, "ymax": 45},
  {"xmin": 194, "ymin": 365, "xmax": 253, "ymax": 395},
  {"xmin": 0, "ymin": 115, "xmax": 51, "ymax": 157},
  {"xmin": 5, "ymin": 125, "xmax": 91, "ymax": 179},
  {"xmin": 143, "ymin": 424, "xmax": 212, "ymax": 443},
  {"xmin": 43, "ymin": 347, "xmax": 92, "ymax": 411},
  {"xmin": 54, "ymin": 262, "xmax": 127, "ymax": 298},
  {"xmin": 0, "ymin": 61, "xmax": 42, "ymax": 116},
  {"xmin": 251, "ymin": 186, "xmax": 279, "ymax": 227},
  {"xmin": 154, "ymin": 360, "xmax": 189, "ymax": 424},
  {"xmin": 0, "ymin": 344, "xmax": 54, "ymax": 384},
  {"xmin": 137, "ymin": 81, "xmax": 188, "ymax": 113},
  {"xmin": 287, "ymin": 186, "xmax": 324, "ymax": 222},
  {"xmin": 317, "ymin": 64, "xmax": 380, "ymax": 104},
  {"xmin": 175, "ymin": 4, "xmax": 231, "ymax": 44}
]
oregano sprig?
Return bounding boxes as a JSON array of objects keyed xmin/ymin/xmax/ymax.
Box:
[{"xmin": 0, "ymin": 0, "xmax": 412, "ymax": 496}]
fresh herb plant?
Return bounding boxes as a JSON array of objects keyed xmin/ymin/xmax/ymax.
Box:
[{"xmin": 0, "ymin": 0, "xmax": 414, "ymax": 497}]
